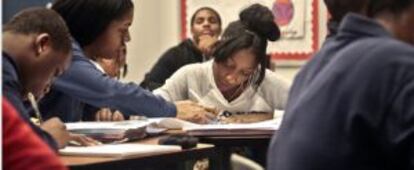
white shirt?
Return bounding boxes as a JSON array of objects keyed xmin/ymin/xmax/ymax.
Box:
[{"xmin": 154, "ymin": 60, "xmax": 290, "ymax": 117}]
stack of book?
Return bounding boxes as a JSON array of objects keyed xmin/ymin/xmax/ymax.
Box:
[{"xmin": 66, "ymin": 120, "xmax": 159, "ymax": 143}]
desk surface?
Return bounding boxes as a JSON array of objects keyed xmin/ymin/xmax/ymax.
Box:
[
  {"xmin": 61, "ymin": 130, "xmax": 274, "ymax": 170},
  {"xmin": 61, "ymin": 135, "xmax": 215, "ymax": 170}
]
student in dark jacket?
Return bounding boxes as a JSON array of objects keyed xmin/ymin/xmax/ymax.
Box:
[
  {"xmin": 140, "ymin": 7, "xmax": 222, "ymax": 91},
  {"xmin": 2, "ymin": 8, "xmax": 72, "ymax": 150},
  {"xmin": 39, "ymin": 0, "xmax": 215, "ymax": 123},
  {"xmin": 286, "ymin": 0, "xmax": 368, "ymax": 107},
  {"xmin": 268, "ymin": 0, "xmax": 414, "ymax": 169}
]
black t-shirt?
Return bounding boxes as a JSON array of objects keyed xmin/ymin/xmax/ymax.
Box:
[{"xmin": 140, "ymin": 39, "xmax": 203, "ymax": 91}]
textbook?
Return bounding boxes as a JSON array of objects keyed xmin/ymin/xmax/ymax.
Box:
[
  {"xmin": 66, "ymin": 120, "xmax": 165, "ymax": 143},
  {"xmin": 60, "ymin": 143, "xmax": 181, "ymax": 157}
]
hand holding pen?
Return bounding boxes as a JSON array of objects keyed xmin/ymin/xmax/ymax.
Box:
[
  {"xmin": 175, "ymin": 100, "xmax": 216, "ymax": 124},
  {"xmin": 28, "ymin": 92, "xmax": 101, "ymax": 147},
  {"xmin": 189, "ymin": 89, "xmax": 237, "ymax": 123}
]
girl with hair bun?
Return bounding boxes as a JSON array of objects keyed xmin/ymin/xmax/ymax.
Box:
[{"xmin": 154, "ymin": 4, "xmax": 290, "ymax": 123}]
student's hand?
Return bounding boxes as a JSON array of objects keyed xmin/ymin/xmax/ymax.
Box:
[
  {"xmin": 95, "ymin": 108, "xmax": 125, "ymax": 121},
  {"xmin": 175, "ymin": 100, "xmax": 216, "ymax": 124},
  {"xmin": 69, "ymin": 133, "xmax": 101, "ymax": 146},
  {"xmin": 197, "ymin": 35, "xmax": 218, "ymax": 57},
  {"xmin": 40, "ymin": 117, "xmax": 70, "ymax": 149}
]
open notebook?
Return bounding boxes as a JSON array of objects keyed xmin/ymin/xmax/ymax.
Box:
[
  {"xmin": 151, "ymin": 117, "xmax": 282, "ymax": 136},
  {"xmin": 60, "ymin": 143, "xmax": 181, "ymax": 157}
]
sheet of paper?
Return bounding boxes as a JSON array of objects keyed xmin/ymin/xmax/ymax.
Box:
[
  {"xmin": 60, "ymin": 143, "xmax": 181, "ymax": 157},
  {"xmin": 183, "ymin": 118, "xmax": 282, "ymax": 131},
  {"xmin": 66, "ymin": 120, "xmax": 152, "ymax": 130},
  {"xmin": 149, "ymin": 118, "xmax": 200, "ymax": 129}
]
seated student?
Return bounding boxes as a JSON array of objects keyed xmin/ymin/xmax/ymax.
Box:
[
  {"xmin": 3, "ymin": 98, "xmax": 67, "ymax": 170},
  {"xmin": 268, "ymin": 0, "xmax": 414, "ymax": 169},
  {"xmin": 84, "ymin": 46, "xmax": 128, "ymax": 121},
  {"xmin": 140, "ymin": 7, "xmax": 222, "ymax": 91},
  {"xmin": 154, "ymin": 4, "xmax": 290, "ymax": 124},
  {"xmin": 2, "ymin": 7, "xmax": 72, "ymax": 150},
  {"xmin": 3, "ymin": 7, "xmax": 99, "ymax": 148},
  {"xmin": 39, "ymin": 0, "xmax": 214, "ymax": 124},
  {"xmin": 287, "ymin": 0, "xmax": 368, "ymax": 106}
]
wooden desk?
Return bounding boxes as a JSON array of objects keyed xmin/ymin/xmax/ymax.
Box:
[{"xmin": 61, "ymin": 136, "xmax": 216, "ymax": 170}]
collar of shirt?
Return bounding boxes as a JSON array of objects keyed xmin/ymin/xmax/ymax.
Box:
[
  {"xmin": 89, "ymin": 59, "xmax": 106, "ymax": 74},
  {"xmin": 327, "ymin": 20, "xmax": 339, "ymax": 38},
  {"xmin": 338, "ymin": 13, "xmax": 393, "ymax": 38}
]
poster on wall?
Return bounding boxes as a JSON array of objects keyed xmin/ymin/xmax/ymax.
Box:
[{"xmin": 181, "ymin": 0, "xmax": 320, "ymax": 66}]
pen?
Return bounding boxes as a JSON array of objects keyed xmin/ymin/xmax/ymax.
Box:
[
  {"xmin": 28, "ymin": 93, "xmax": 43, "ymax": 124},
  {"xmin": 189, "ymin": 89, "xmax": 202, "ymax": 102}
]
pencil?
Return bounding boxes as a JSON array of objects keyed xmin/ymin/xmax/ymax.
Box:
[{"xmin": 28, "ymin": 93, "xmax": 43, "ymax": 124}]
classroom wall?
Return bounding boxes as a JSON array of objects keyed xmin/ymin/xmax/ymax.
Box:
[
  {"xmin": 125, "ymin": 0, "xmax": 181, "ymax": 83},
  {"xmin": 126, "ymin": 0, "xmax": 328, "ymax": 84}
]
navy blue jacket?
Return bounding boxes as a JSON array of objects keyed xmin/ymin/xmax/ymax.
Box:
[
  {"xmin": 39, "ymin": 41, "xmax": 176, "ymax": 122},
  {"xmin": 2, "ymin": 53, "xmax": 58, "ymax": 151},
  {"xmin": 285, "ymin": 20, "xmax": 344, "ymax": 112},
  {"xmin": 268, "ymin": 14, "xmax": 414, "ymax": 170}
]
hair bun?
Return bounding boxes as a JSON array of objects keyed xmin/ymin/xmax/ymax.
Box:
[{"xmin": 239, "ymin": 3, "xmax": 281, "ymax": 41}]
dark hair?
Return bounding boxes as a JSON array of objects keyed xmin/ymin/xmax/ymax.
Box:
[
  {"xmin": 3, "ymin": 7, "xmax": 71, "ymax": 53},
  {"xmin": 190, "ymin": 7, "xmax": 222, "ymax": 27},
  {"xmin": 213, "ymin": 4, "xmax": 280, "ymax": 89},
  {"xmin": 324, "ymin": 0, "xmax": 368, "ymax": 22},
  {"xmin": 366, "ymin": 0, "xmax": 414, "ymax": 17},
  {"xmin": 52, "ymin": 0, "xmax": 134, "ymax": 47}
]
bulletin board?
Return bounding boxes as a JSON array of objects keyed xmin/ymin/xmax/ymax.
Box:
[{"xmin": 181, "ymin": 0, "xmax": 321, "ymax": 66}]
